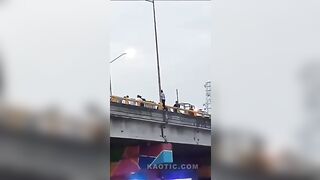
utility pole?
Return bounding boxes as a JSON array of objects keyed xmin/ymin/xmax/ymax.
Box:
[
  {"xmin": 147, "ymin": 0, "xmax": 162, "ymax": 102},
  {"xmin": 109, "ymin": 49, "xmax": 135, "ymax": 96},
  {"xmin": 203, "ymin": 81, "xmax": 212, "ymax": 113}
]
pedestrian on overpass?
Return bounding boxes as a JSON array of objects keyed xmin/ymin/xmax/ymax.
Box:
[
  {"xmin": 160, "ymin": 90, "xmax": 166, "ymax": 110},
  {"xmin": 137, "ymin": 95, "xmax": 144, "ymax": 107},
  {"xmin": 122, "ymin": 95, "xmax": 129, "ymax": 104},
  {"xmin": 173, "ymin": 101, "xmax": 179, "ymax": 113}
]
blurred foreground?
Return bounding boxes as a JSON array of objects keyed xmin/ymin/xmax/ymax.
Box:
[
  {"xmin": 0, "ymin": 102, "xmax": 108, "ymax": 180},
  {"xmin": 212, "ymin": 61, "xmax": 320, "ymax": 180},
  {"xmin": 213, "ymin": 128, "xmax": 320, "ymax": 180}
]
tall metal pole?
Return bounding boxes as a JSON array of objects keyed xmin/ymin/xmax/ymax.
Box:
[{"xmin": 151, "ymin": 0, "xmax": 162, "ymax": 102}]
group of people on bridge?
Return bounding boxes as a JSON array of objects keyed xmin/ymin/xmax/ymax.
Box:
[
  {"xmin": 111, "ymin": 90, "xmax": 209, "ymax": 118},
  {"xmin": 124, "ymin": 90, "xmax": 177, "ymax": 111}
]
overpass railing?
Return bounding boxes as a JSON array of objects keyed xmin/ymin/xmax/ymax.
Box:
[{"xmin": 110, "ymin": 96, "xmax": 211, "ymax": 119}]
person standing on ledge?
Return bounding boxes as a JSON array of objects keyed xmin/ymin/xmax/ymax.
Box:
[{"xmin": 160, "ymin": 90, "xmax": 166, "ymax": 110}]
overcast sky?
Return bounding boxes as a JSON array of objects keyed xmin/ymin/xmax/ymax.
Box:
[
  {"xmin": 0, "ymin": 0, "xmax": 109, "ymax": 114},
  {"xmin": 110, "ymin": 1, "xmax": 212, "ymax": 108},
  {"xmin": 1, "ymin": 0, "xmax": 320, "ymax": 154},
  {"xmin": 213, "ymin": 0, "xmax": 320, "ymax": 153}
]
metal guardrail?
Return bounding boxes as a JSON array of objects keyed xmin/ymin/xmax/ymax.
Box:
[{"xmin": 110, "ymin": 96, "xmax": 211, "ymax": 119}]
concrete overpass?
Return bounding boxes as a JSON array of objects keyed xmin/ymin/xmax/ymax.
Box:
[{"xmin": 110, "ymin": 102, "xmax": 211, "ymax": 146}]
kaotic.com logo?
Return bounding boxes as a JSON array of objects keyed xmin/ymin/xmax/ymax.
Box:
[{"xmin": 147, "ymin": 163, "xmax": 199, "ymax": 170}]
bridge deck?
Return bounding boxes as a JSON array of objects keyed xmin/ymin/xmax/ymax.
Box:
[{"xmin": 110, "ymin": 102, "xmax": 211, "ymax": 146}]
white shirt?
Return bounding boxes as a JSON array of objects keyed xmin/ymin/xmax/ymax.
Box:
[{"xmin": 160, "ymin": 92, "xmax": 165, "ymax": 100}]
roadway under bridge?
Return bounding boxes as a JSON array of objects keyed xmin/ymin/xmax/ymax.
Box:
[{"xmin": 110, "ymin": 102, "xmax": 212, "ymax": 146}]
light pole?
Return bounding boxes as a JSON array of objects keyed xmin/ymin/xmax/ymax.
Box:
[
  {"xmin": 110, "ymin": 52, "xmax": 127, "ymax": 64},
  {"xmin": 109, "ymin": 49, "xmax": 135, "ymax": 96},
  {"xmin": 146, "ymin": 0, "xmax": 162, "ymax": 103}
]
